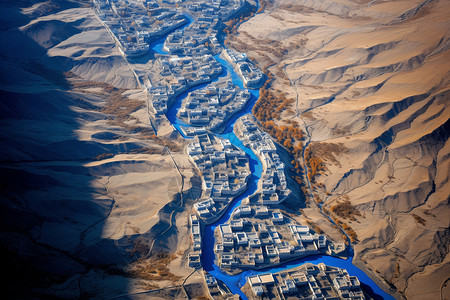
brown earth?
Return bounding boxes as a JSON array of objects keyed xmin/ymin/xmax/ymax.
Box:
[
  {"xmin": 227, "ymin": 0, "xmax": 450, "ymax": 298},
  {"xmin": 0, "ymin": 1, "xmax": 203, "ymax": 298}
]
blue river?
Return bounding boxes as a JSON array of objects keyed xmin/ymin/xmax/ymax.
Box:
[{"xmin": 148, "ymin": 18, "xmax": 395, "ymax": 300}]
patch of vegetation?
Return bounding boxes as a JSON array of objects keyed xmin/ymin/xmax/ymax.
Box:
[
  {"xmin": 92, "ymin": 153, "xmax": 114, "ymax": 160},
  {"xmin": 101, "ymin": 89, "xmax": 142, "ymax": 123},
  {"xmin": 129, "ymin": 146, "xmax": 164, "ymax": 155},
  {"xmin": 412, "ymin": 213, "xmax": 426, "ymax": 225},
  {"xmin": 305, "ymin": 147, "xmax": 326, "ymax": 183},
  {"xmin": 91, "ymin": 147, "xmax": 165, "ymax": 161},
  {"xmin": 313, "ymin": 193, "xmax": 323, "ymax": 204},
  {"xmin": 253, "ymin": 86, "xmax": 295, "ymax": 122},
  {"xmin": 333, "ymin": 126, "xmax": 350, "ymax": 136},
  {"xmin": 252, "ymin": 83, "xmax": 306, "ymax": 185},
  {"xmin": 149, "ymin": 135, "xmax": 183, "ymax": 152},
  {"xmin": 304, "ymin": 142, "xmax": 348, "ymax": 185},
  {"xmin": 393, "ymin": 261, "xmax": 401, "ymax": 279},
  {"xmin": 138, "ymin": 282, "xmax": 159, "ymax": 291},
  {"xmin": 307, "ymin": 157, "xmax": 325, "ymax": 183},
  {"xmin": 302, "ymin": 111, "xmax": 316, "ymax": 120},
  {"xmin": 228, "ymin": 32, "xmax": 290, "ymax": 64},
  {"xmin": 342, "ymin": 222, "xmax": 358, "ymax": 243},
  {"xmin": 306, "ymin": 220, "xmax": 323, "ymax": 234},
  {"xmin": 279, "ymin": 3, "xmax": 313, "ymax": 13},
  {"xmin": 257, "ymin": 0, "xmax": 271, "ymax": 13},
  {"xmin": 128, "ymin": 253, "xmax": 181, "ymax": 283},
  {"xmin": 330, "ymin": 198, "xmax": 361, "ymax": 221},
  {"xmin": 222, "ymin": 2, "xmax": 258, "ymax": 36},
  {"xmin": 262, "ymin": 121, "xmax": 303, "ymax": 148},
  {"xmin": 69, "ymin": 79, "xmax": 151, "ymax": 134},
  {"xmin": 324, "ymin": 202, "xmax": 359, "ymax": 243},
  {"xmin": 68, "ymin": 78, "xmax": 186, "ymax": 152},
  {"xmin": 332, "ymin": 217, "xmax": 358, "ymax": 243},
  {"xmin": 423, "ymin": 209, "xmax": 436, "ymax": 217}
]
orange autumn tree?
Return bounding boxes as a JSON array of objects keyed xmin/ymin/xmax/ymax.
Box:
[{"xmin": 252, "ymin": 80, "xmax": 305, "ymax": 184}]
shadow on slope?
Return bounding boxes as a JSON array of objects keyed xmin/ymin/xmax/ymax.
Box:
[{"xmin": 0, "ymin": 2, "xmax": 142, "ymax": 298}]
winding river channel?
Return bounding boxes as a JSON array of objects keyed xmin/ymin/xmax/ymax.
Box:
[{"xmin": 147, "ymin": 15, "xmax": 395, "ymax": 300}]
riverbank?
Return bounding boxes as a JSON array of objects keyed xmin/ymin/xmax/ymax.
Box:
[
  {"xmin": 352, "ymin": 257, "xmax": 400, "ymax": 300},
  {"xmin": 146, "ymin": 4, "xmax": 397, "ymax": 300},
  {"xmin": 226, "ymin": 1, "xmax": 450, "ymax": 298},
  {"xmin": 93, "ymin": 1, "xmax": 402, "ymax": 299}
]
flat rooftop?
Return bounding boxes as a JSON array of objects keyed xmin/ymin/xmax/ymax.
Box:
[{"xmin": 259, "ymin": 273, "xmax": 275, "ymax": 284}]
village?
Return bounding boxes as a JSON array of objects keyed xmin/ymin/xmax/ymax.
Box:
[
  {"xmin": 222, "ymin": 49, "xmax": 265, "ymax": 89},
  {"xmin": 164, "ymin": 29, "xmax": 223, "ymax": 56},
  {"xmin": 162, "ymin": 0, "xmax": 244, "ymax": 56},
  {"xmin": 178, "ymin": 81, "xmax": 250, "ymax": 131},
  {"xmin": 148, "ymin": 55, "xmax": 223, "ymax": 115},
  {"xmin": 213, "ymin": 203, "xmax": 329, "ymax": 272},
  {"xmin": 93, "ymin": 0, "xmax": 245, "ymax": 58},
  {"xmin": 93, "ymin": 0, "xmax": 264, "ymax": 119},
  {"xmin": 93, "ymin": 0, "xmax": 189, "ymax": 57},
  {"xmin": 187, "ymin": 132, "xmax": 250, "ymax": 269},
  {"xmin": 188, "ymin": 133, "xmax": 250, "ymax": 221},
  {"xmin": 243, "ymin": 263, "xmax": 366, "ymax": 299},
  {"xmin": 235, "ymin": 115, "xmax": 290, "ymax": 204},
  {"xmin": 92, "ymin": 1, "xmax": 371, "ymax": 299},
  {"xmin": 185, "ymin": 115, "xmax": 334, "ymax": 275}
]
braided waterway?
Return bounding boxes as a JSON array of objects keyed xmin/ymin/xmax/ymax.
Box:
[{"xmin": 148, "ymin": 18, "xmax": 394, "ymax": 300}]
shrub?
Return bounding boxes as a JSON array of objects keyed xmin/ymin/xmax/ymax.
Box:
[
  {"xmin": 412, "ymin": 213, "xmax": 426, "ymax": 225},
  {"xmin": 330, "ymin": 199, "xmax": 361, "ymax": 221}
]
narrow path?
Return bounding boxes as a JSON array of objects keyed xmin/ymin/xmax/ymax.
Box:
[
  {"xmin": 95, "ymin": 5, "xmax": 159, "ymax": 136},
  {"xmin": 107, "ymin": 263, "xmax": 198, "ymax": 299},
  {"xmin": 147, "ymin": 146, "xmax": 184, "ymax": 257},
  {"xmin": 78, "ymin": 174, "xmax": 115, "ymax": 247},
  {"xmin": 282, "ymin": 50, "xmax": 354, "ymax": 255},
  {"xmin": 92, "ymin": 1, "xmax": 395, "ymax": 299},
  {"xmin": 441, "ymin": 276, "xmax": 450, "ymax": 300}
]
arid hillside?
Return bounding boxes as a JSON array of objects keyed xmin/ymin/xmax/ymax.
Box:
[
  {"xmin": 228, "ymin": 0, "xmax": 450, "ymax": 298},
  {"xmin": 0, "ymin": 1, "xmax": 204, "ymax": 298}
]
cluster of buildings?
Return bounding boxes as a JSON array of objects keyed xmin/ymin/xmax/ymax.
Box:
[
  {"xmin": 149, "ymin": 55, "xmax": 222, "ymax": 115},
  {"xmin": 93, "ymin": 0, "xmax": 188, "ymax": 57},
  {"xmin": 163, "ymin": 29, "xmax": 210, "ymax": 56},
  {"xmin": 188, "ymin": 214, "xmax": 202, "ymax": 268},
  {"xmin": 186, "ymin": 0, "xmax": 245, "ymax": 21},
  {"xmin": 164, "ymin": 30, "xmax": 223, "ymax": 56},
  {"xmin": 187, "ymin": 133, "xmax": 250, "ymax": 222},
  {"xmin": 94, "ymin": 1, "xmax": 370, "ymax": 299},
  {"xmin": 94, "ymin": 0, "xmax": 246, "ymax": 59},
  {"xmin": 245, "ymin": 263, "xmax": 366, "ymax": 300},
  {"xmin": 214, "ymin": 205, "xmax": 328, "ymax": 270},
  {"xmin": 222, "ymin": 49, "xmax": 265, "ymax": 89},
  {"xmin": 178, "ymin": 81, "xmax": 250, "ymax": 131},
  {"xmin": 163, "ymin": 0, "xmax": 244, "ymax": 56},
  {"xmin": 202, "ymin": 271, "xmax": 237, "ymax": 300},
  {"xmin": 94, "ymin": 0, "xmax": 262, "ymax": 122},
  {"xmin": 236, "ymin": 115, "xmax": 290, "ymax": 205}
]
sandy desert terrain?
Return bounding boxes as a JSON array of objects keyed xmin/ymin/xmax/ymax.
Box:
[
  {"xmin": 1, "ymin": 0, "xmax": 449, "ymax": 299},
  {"xmin": 0, "ymin": 1, "xmax": 207, "ymax": 298},
  {"xmin": 227, "ymin": 0, "xmax": 449, "ymax": 298}
]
